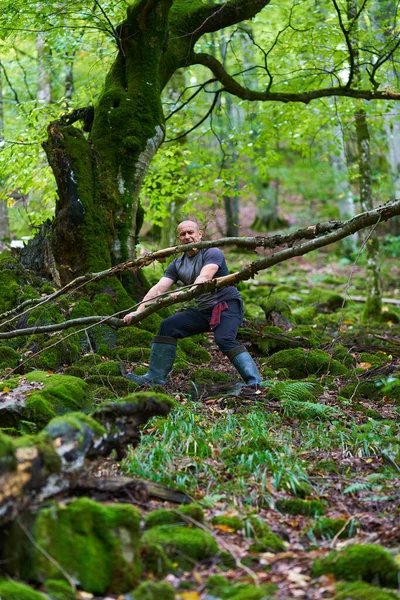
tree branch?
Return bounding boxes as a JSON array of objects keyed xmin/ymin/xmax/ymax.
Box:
[
  {"xmin": 189, "ymin": 52, "xmax": 400, "ymax": 103},
  {"xmin": 2, "ymin": 200, "xmax": 400, "ymax": 344}
]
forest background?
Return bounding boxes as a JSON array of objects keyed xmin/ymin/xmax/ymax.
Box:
[{"xmin": 0, "ymin": 0, "xmax": 399, "ymax": 599}]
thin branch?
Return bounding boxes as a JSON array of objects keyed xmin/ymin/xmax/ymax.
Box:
[{"xmin": 164, "ymin": 90, "xmax": 221, "ymax": 142}]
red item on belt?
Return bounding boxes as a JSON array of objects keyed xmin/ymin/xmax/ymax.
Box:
[{"xmin": 210, "ymin": 301, "xmax": 228, "ymax": 330}]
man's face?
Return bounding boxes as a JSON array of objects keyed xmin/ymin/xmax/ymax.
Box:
[{"xmin": 177, "ymin": 222, "xmax": 203, "ymax": 245}]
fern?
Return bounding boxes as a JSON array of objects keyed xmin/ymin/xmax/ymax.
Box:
[
  {"xmin": 344, "ymin": 482, "xmax": 370, "ymax": 494},
  {"xmin": 282, "ymin": 400, "xmax": 341, "ymax": 420},
  {"xmin": 267, "ymin": 380, "xmax": 316, "ymax": 402}
]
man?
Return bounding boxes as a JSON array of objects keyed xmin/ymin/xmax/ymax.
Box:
[{"xmin": 123, "ymin": 220, "xmax": 261, "ymax": 387}]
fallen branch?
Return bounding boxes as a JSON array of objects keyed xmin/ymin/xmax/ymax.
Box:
[
  {"xmin": 2, "ymin": 199, "xmax": 399, "ymax": 329},
  {"xmin": 1, "ymin": 200, "xmax": 400, "ymax": 345}
]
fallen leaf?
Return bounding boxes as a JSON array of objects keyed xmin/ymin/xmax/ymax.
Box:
[{"xmin": 213, "ymin": 523, "xmax": 235, "ymax": 533}]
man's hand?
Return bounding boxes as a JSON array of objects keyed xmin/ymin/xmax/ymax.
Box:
[{"xmin": 123, "ymin": 311, "xmax": 140, "ymax": 324}]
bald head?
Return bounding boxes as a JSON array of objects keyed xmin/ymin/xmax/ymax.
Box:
[{"xmin": 177, "ymin": 220, "xmax": 203, "ymax": 253}]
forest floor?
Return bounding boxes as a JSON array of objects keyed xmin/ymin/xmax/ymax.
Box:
[{"xmin": 115, "ymin": 254, "xmax": 400, "ymax": 600}]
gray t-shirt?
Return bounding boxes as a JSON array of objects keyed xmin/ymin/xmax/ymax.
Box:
[{"xmin": 164, "ymin": 248, "xmax": 241, "ymax": 310}]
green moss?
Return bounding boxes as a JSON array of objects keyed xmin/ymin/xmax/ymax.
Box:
[
  {"xmin": 139, "ymin": 542, "xmax": 174, "ymax": 578},
  {"xmin": 141, "ymin": 525, "xmax": 219, "ymax": 570},
  {"xmin": 0, "ymin": 580, "xmax": 47, "ymax": 600},
  {"xmin": 85, "ymin": 375, "xmax": 139, "ymax": 394},
  {"xmin": 191, "ymin": 368, "xmax": 233, "ymax": 384},
  {"xmin": 206, "ymin": 576, "xmax": 277, "ymax": 600},
  {"xmin": 0, "ymin": 345, "xmax": 20, "ymax": 368},
  {"xmin": 311, "ymin": 544, "xmax": 398, "ymax": 588},
  {"xmin": 110, "ymin": 347, "xmax": 151, "ymax": 362},
  {"xmin": 88, "ymin": 361, "xmax": 122, "ymax": 376},
  {"xmin": 308, "ymin": 287, "xmax": 345, "ymax": 311},
  {"xmin": 248, "ymin": 532, "xmax": 286, "ymax": 553},
  {"xmin": 260, "ymin": 296, "xmax": 292, "ymax": 320},
  {"xmin": 43, "ymin": 579, "xmax": 75, "ymax": 600},
  {"xmin": 0, "ymin": 376, "xmax": 20, "ymax": 391},
  {"xmin": 266, "ymin": 348, "xmax": 350, "ymax": 379},
  {"xmin": 360, "ymin": 352, "xmax": 391, "ymax": 368},
  {"xmin": 334, "ymin": 582, "xmax": 400, "ymax": 600},
  {"xmin": 75, "ymin": 353, "xmax": 103, "ymax": 367},
  {"xmin": 129, "ymin": 581, "xmax": 175, "ymax": 600},
  {"xmin": 0, "ymin": 270, "xmax": 20, "ymax": 312},
  {"xmin": 22, "ymin": 373, "xmax": 91, "ymax": 429},
  {"xmin": 309, "ymin": 517, "xmax": 357, "ymax": 540},
  {"xmin": 293, "ymin": 305, "xmax": 318, "ymax": 324},
  {"xmin": 0, "ymin": 430, "xmax": 17, "ymax": 473},
  {"xmin": 178, "ymin": 338, "xmax": 211, "ymax": 363},
  {"xmin": 332, "ymin": 344, "xmax": 356, "ymax": 368},
  {"xmin": 133, "ymin": 365, "xmax": 148, "ymax": 376},
  {"xmin": 8, "ymin": 498, "xmax": 142, "ymax": 594},
  {"xmin": 275, "ymin": 498, "xmax": 325, "ymax": 516},
  {"xmin": 118, "ymin": 326, "xmax": 154, "ymax": 347},
  {"xmin": 63, "ymin": 366, "xmax": 85, "ymax": 378},
  {"xmin": 145, "ymin": 504, "xmax": 204, "ymax": 529},
  {"xmin": 211, "ymin": 515, "xmax": 243, "ymax": 532},
  {"xmin": 68, "ymin": 299, "xmax": 94, "ymax": 319},
  {"xmin": 340, "ymin": 381, "xmax": 383, "ymax": 401}
]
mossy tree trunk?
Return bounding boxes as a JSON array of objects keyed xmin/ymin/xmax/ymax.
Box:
[
  {"xmin": 21, "ymin": 0, "xmax": 270, "ymax": 286},
  {"xmin": 347, "ymin": 0, "xmax": 382, "ymax": 322},
  {"xmin": 355, "ymin": 110, "xmax": 382, "ymax": 322}
]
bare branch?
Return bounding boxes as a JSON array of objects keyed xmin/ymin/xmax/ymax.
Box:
[
  {"xmin": 2, "ymin": 200, "xmax": 400, "ymax": 346},
  {"xmin": 189, "ymin": 52, "xmax": 400, "ymax": 102}
]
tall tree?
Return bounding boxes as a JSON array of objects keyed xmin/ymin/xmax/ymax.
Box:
[{"xmin": 11, "ymin": 0, "xmax": 400, "ymax": 288}]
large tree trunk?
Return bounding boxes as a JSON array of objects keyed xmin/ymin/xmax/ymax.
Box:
[{"xmin": 22, "ymin": 3, "xmax": 172, "ymax": 284}]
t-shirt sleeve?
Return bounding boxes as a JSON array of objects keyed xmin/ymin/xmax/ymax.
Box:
[
  {"xmin": 163, "ymin": 259, "xmax": 178, "ymax": 282},
  {"xmin": 203, "ymin": 248, "xmax": 225, "ymax": 268}
]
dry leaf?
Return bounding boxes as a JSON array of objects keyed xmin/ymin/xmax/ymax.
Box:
[
  {"xmin": 213, "ymin": 523, "xmax": 235, "ymax": 533},
  {"xmin": 178, "ymin": 592, "xmax": 200, "ymax": 600}
]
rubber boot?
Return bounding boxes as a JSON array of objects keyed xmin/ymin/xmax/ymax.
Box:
[
  {"xmin": 228, "ymin": 346, "xmax": 262, "ymax": 386},
  {"xmin": 125, "ymin": 336, "xmax": 177, "ymax": 386}
]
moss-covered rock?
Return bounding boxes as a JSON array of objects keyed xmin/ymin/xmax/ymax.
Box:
[
  {"xmin": 340, "ymin": 381, "xmax": 383, "ymax": 401},
  {"xmin": 307, "ymin": 287, "xmax": 345, "ymax": 311},
  {"xmin": 275, "ymin": 498, "xmax": 325, "ymax": 516},
  {"xmin": 309, "ymin": 517, "xmax": 357, "ymax": 539},
  {"xmin": 0, "ymin": 269, "xmax": 20, "ymax": 313},
  {"xmin": 128, "ymin": 581, "xmax": 175, "ymax": 600},
  {"xmin": 178, "ymin": 338, "xmax": 211, "ymax": 363},
  {"xmin": 0, "ymin": 580, "xmax": 47, "ymax": 600},
  {"xmin": 145, "ymin": 504, "xmax": 204, "ymax": 529},
  {"xmin": 211, "ymin": 515, "xmax": 243, "ymax": 532},
  {"xmin": 110, "ymin": 346, "xmax": 151, "ymax": 362},
  {"xmin": 359, "ymin": 352, "xmax": 391, "ymax": 368},
  {"xmin": 311, "ymin": 544, "xmax": 398, "ymax": 588},
  {"xmin": 118, "ymin": 326, "xmax": 153, "ymax": 348},
  {"xmin": 206, "ymin": 575, "xmax": 277, "ymax": 600},
  {"xmin": 88, "ymin": 360, "xmax": 122, "ymax": 376},
  {"xmin": 85, "ymin": 374, "xmax": 139, "ymax": 394},
  {"xmin": 43, "ymin": 579, "xmax": 75, "ymax": 600},
  {"xmin": 139, "ymin": 542, "xmax": 174, "ymax": 578},
  {"xmin": 334, "ymin": 581, "xmax": 400, "ymax": 600},
  {"xmin": 332, "ymin": 344, "xmax": 356, "ymax": 368},
  {"xmin": 141, "ymin": 524, "xmax": 219, "ymax": 570},
  {"xmin": 248, "ymin": 532, "xmax": 286, "ymax": 553},
  {"xmin": 5, "ymin": 498, "xmax": 142, "ymax": 595},
  {"xmin": 293, "ymin": 306, "xmax": 318, "ymax": 324},
  {"xmin": 0, "ymin": 345, "xmax": 20, "ymax": 369},
  {"xmin": 191, "ymin": 367, "xmax": 233, "ymax": 384},
  {"xmin": 260, "ymin": 296, "xmax": 292, "ymax": 320},
  {"xmin": 266, "ymin": 348, "xmax": 350, "ymax": 379},
  {"xmin": 22, "ymin": 372, "xmax": 91, "ymax": 429}
]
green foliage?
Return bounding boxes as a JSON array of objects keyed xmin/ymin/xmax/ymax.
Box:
[{"xmin": 0, "ymin": 580, "xmax": 47, "ymax": 600}]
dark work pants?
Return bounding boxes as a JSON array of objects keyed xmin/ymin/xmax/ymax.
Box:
[{"xmin": 158, "ymin": 299, "xmax": 244, "ymax": 355}]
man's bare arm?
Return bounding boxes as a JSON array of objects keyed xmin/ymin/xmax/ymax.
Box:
[{"xmin": 123, "ymin": 277, "xmax": 174, "ymax": 323}]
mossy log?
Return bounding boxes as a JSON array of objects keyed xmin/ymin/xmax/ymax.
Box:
[{"xmin": 0, "ymin": 392, "xmax": 174, "ymax": 524}]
